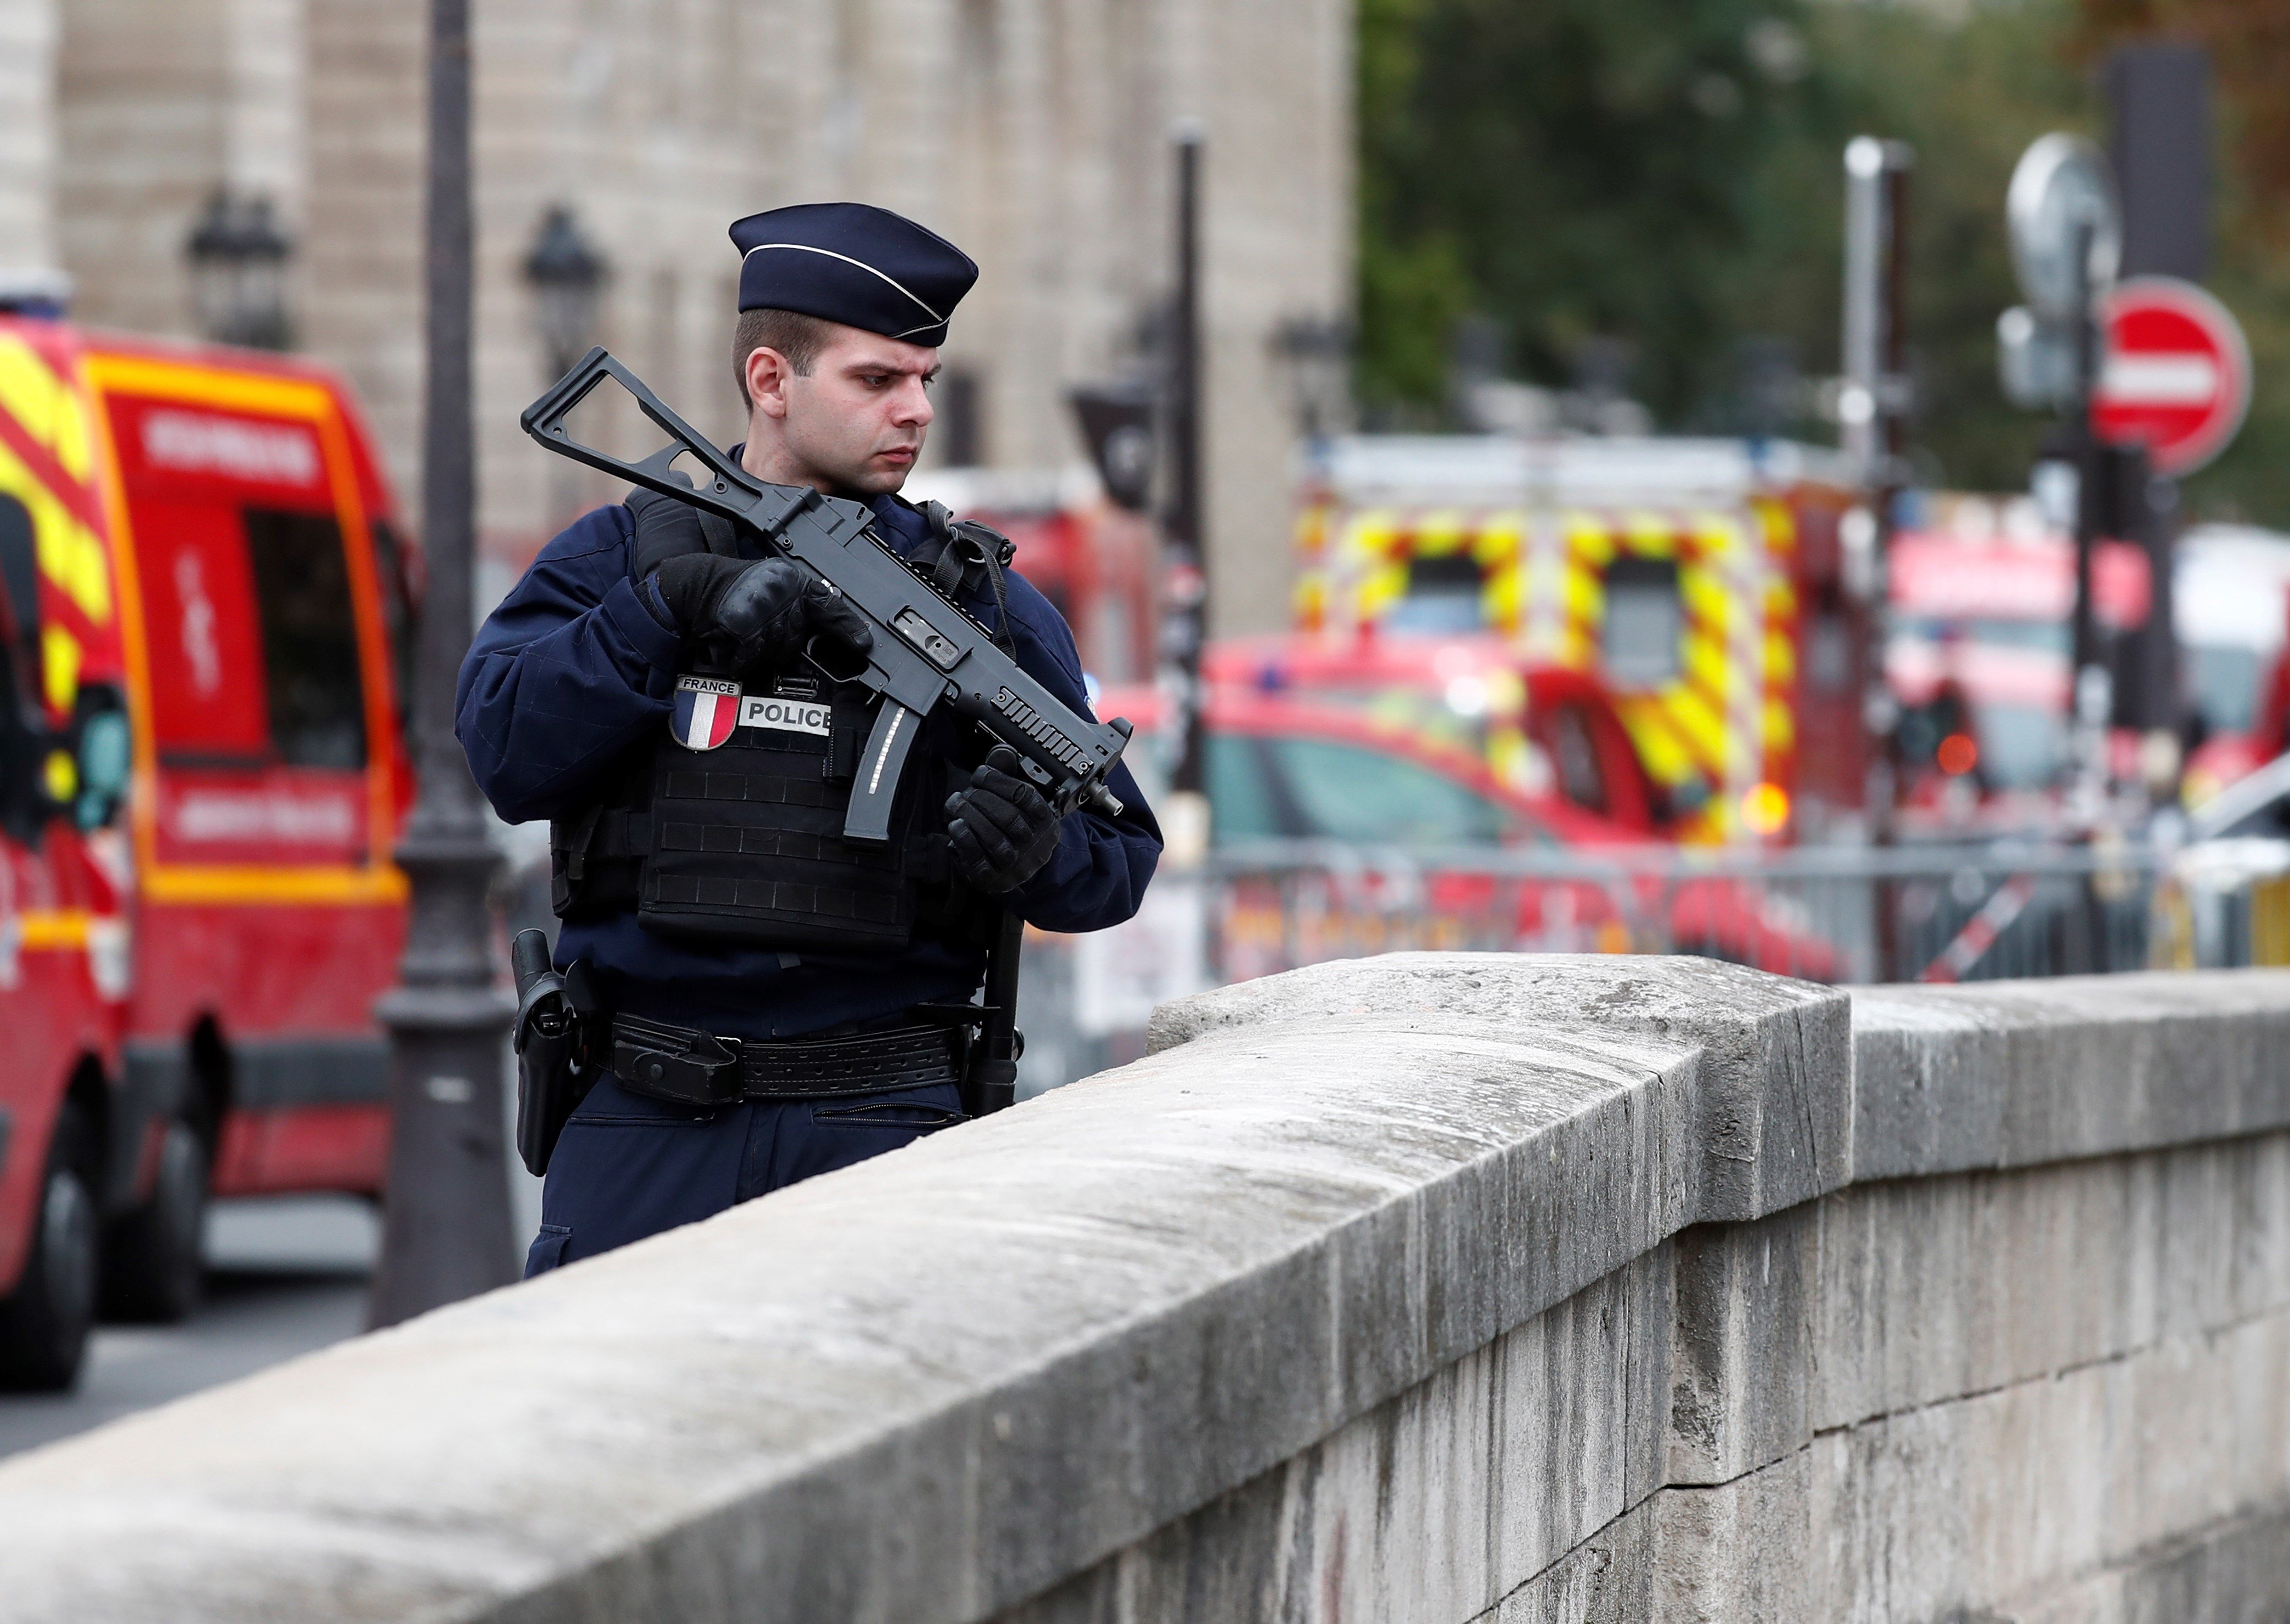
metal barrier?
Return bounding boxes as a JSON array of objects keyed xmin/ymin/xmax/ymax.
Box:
[
  {"xmin": 1204, "ymin": 839, "xmax": 2165, "ymax": 986},
  {"xmin": 1014, "ymin": 836, "xmax": 2290, "ymax": 1096},
  {"xmin": 490, "ymin": 830, "xmax": 2290, "ymax": 1097}
]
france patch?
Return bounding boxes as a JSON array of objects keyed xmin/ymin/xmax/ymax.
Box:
[{"xmin": 671, "ymin": 675, "xmax": 740, "ymax": 751}]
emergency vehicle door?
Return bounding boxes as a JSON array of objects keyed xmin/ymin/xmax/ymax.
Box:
[{"xmin": 113, "ymin": 398, "xmax": 377, "ymax": 879}]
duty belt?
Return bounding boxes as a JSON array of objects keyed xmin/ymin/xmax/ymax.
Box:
[{"xmin": 609, "ymin": 1013, "xmax": 960, "ymax": 1106}]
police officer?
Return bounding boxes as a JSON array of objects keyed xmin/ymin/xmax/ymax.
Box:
[{"xmin": 458, "ymin": 203, "xmax": 1160, "ymax": 1275}]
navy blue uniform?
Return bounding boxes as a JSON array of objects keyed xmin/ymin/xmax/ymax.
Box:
[{"xmin": 458, "ymin": 494, "xmax": 1159, "ymax": 1272}]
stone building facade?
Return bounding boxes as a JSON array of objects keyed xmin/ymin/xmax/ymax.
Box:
[{"xmin": 0, "ymin": 0, "xmax": 1353, "ymax": 634}]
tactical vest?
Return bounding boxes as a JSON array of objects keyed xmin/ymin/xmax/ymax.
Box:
[{"xmin": 549, "ymin": 500, "xmax": 1013, "ymax": 954}]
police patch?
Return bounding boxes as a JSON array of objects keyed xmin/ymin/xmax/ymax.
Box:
[
  {"xmin": 738, "ymin": 695, "xmax": 832, "ymax": 737},
  {"xmin": 671, "ymin": 675, "xmax": 741, "ymax": 751}
]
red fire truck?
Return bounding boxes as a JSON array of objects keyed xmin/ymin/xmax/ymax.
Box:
[
  {"xmin": 0, "ymin": 317, "xmax": 413, "ymax": 1387},
  {"xmin": 1292, "ymin": 435, "xmax": 1868, "ymax": 842}
]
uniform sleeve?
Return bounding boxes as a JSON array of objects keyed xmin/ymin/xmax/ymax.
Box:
[
  {"xmin": 454, "ymin": 506, "xmax": 687, "ymax": 824},
  {"xmin": 994, "ymin": 573, "xmax": 1161, "ymax": 933}
]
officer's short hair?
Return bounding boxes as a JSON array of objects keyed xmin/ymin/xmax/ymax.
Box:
[{"xmin": 732, "ymin": 307, "xmax": 835, "ymax": 406}]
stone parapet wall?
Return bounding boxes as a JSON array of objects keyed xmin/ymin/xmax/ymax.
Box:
[{"xmin": 0, "ymin": 958, "xmax": 2286, "ymax": 1621}]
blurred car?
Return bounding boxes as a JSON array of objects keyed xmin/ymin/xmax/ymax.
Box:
[
  {"xmin": 1201, "ymin": 632, "xmax": 1693, "ymax": 837},
  {"xmin": 1100, "ymin": 679, "xmax": 1837, "ymax": 979}
]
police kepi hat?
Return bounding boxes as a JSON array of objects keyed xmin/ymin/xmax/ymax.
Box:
[{"xmin": 729, "ymin": 202, "xmax": 977, "ymax": 349}]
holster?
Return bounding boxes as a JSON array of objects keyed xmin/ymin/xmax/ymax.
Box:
[{"xmin": 512, "ymin": 928, "xmax": 595, "ymax": 1177}]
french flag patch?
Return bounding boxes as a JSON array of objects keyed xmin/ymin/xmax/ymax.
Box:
[{"xmin": 670, "ymin": 675, "xmax": 741, "ymax": 751}]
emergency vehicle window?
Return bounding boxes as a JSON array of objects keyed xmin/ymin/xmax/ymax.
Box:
[
  {"xmin": 1806, "ymin": 610, "xmax": 1852, "ymax": 693},
  {"xmin": 1267, "ymin": 736, "xmax": 1510, "ymax": 845},
  {"xmin": 243, "ymin": 508, "xmax": 366, "ymax": 769},
  {"xmin": 1971, "ymin": 702, "xmax": 2063, "ymax": 792},
  {"xmin": 1603, "ymin": 556, "xmax": 1683, "ymax": 686},
  {"xmin": 0, "ymin": 494, "xmax": 35, "ymax": 699},
  {"xmin": 2187, "ymin": 642, "xmax": 2261, "ymax": 736},
  {"xmin": 0, "ymin": 496, "xmax": 39, "ymax": 837},
  {"xmin": 1205, "ymin": 731, "xmax": 1284, "ymax": 842},
  {"xmin": 0, "ymin": 621, "xmax": 22, "ymax": 816},
  {"xmin": 1391, "ymin": 554, "xmax": 1485, "ymax": 634},
  {"xmin": 1542, "ymin": 703, "xmax": 1608, "ymax": 815}
]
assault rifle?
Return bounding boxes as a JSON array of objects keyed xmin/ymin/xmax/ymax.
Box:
[{"xmin": 520, "ymin": 348, "xmax": 1132, "ymax": 846}]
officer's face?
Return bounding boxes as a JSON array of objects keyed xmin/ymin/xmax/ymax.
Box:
[{"xmin": 748, "ymin": 327, "xmax": 939, "ymax": 498}]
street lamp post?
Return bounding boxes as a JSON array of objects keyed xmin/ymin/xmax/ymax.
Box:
[
  {"xmin": 1839, "ymin": 135, "xmax": 1913, "ymax": 972},
  {"xmin": 368, "ymin": 0, "xmax": 518, "ymax": 1329},
  {"xmin": 1157, "ymin": 126, "xmax": 1210, "ymax": 867}
]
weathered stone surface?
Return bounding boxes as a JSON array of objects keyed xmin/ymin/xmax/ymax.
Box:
[
  {"xmin": 1000, "ymin": 1255, "xmax": 1672, "ymax": 1624},
  {"xmin": 1813, "ymin": 1136, "xmax": 2290, "ymax": 1433},
  {"xmin": 0, "ymin": 959, "xmax": 1720, "ymax": 1623},
  {"xmin": 992, "ymin": 1138, "xmax": 2290, "ymax": 1623},
  {"xmin": 1798, "ymin": 1308, "xmax": 2290, "ymax": 1619},
  {"xmin": 2009, "ymin": 1500, "xmax": 2290, "ymax": 1624},
  {"xmin": 1152, "ymin": 953, "xmax": 1852, "ymax": 1223},
  {"xmin": 1480, "ymin": 1503, "xmax": 1656, "ymax": 1623},
  {"xmin": 1, "ymin": 956, "xmax": 2287, "ymax": 1624},
  {"xmin": 1663, "ymin": 1209, "xmax": 1816, "ymax": 1487},
  {"xmin": 1848, "ymin": 970, "xmax": 2290, "ymax": 1180}
]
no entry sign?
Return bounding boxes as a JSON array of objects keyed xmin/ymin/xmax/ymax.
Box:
[{"xmin": 2093, "ymin": 275, "xmax": 2252, "ymax": 476}]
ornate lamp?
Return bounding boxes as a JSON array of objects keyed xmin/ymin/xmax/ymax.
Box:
[
  {"xmin": 185, "ymin": 190, "xmax": 293, "ymax": 349},
  {"xmin": 1269, "ymin": 315, "xmax": 1353, "ymax": 443},
  {"xmin": 522, "ymin": 205, "xmax": 607, "ymax": 381}
]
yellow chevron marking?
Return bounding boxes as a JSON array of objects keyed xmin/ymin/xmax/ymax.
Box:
[
  {"xmin": 1763, "ymin": 631, "xmax": 1796, "ymax": 684},
  {"xmin": 1683, "ymin": 632, "xmax": 1736, "ymax": 700},
  {"xmin": 1681, "ymin": 569, "xmax": 1735, "ymax": 634},
  {"xmin": 1615, "ymin": 696, "xmax": 1698, "ymax": 785},
  {"xmin": 1623, "ymin": 515, "xmax": 1677, "ymax": 558},
  {"xmin": 1412, "ymin": 509, "xmax": 1470, "ymax": 556},
  {"xmin": 1763, "ymin": 697, "xmax": 1796, "ymax": 751},
  {"xmin": 1472, "ymin": 512, "xmax": 1526, "ymax": 565},
  {"xmin": 1564, "ymin": 514, "xmax": 1614, "ymax": 567},
  {"xmin": 1563, "ymin": 566, "xmax": 1603, "ymax": 626},
  {"xmin": 0, "ymin": 437, "xmax": 112, "ymax": 625}
]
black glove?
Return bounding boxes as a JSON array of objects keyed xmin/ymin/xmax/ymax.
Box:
[
  {"xmin": 627, "ymin": 484, "xmax": 723, "ymax": 579},
  {"xmin": 651, "ymin": 554, "xmax": 872, "ymax": 675},
  {"xmin": 944, "ymin": 747, "xmax": 1062, "ymax": 894}
]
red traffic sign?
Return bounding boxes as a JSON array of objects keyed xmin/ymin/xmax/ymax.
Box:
[{"xmin": 2093, "ymin": 275, "xmax": 2252, "ymax": 476}]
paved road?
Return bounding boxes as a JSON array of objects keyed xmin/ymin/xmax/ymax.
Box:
[{"xmin": 0, "ymin": 1195, "xmax": 382, "ymax": 1461}]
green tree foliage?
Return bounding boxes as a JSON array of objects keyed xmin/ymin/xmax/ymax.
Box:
[
  {"xmin": 1358, "ymin": 0, "xmax": 1844, "ymax": 425},
  {"xmin": 1359, "ymin": 0, "xmax": 2290, "ymax": 518},
  {"xmin": 1802, "ymin": 1, "xmax": 2097, "ymax": 494}
]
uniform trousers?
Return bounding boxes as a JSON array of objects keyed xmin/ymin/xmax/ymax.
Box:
[{"xmin": 523, "ymin": 1073, "xmax": 965, "ymax": 1275}]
